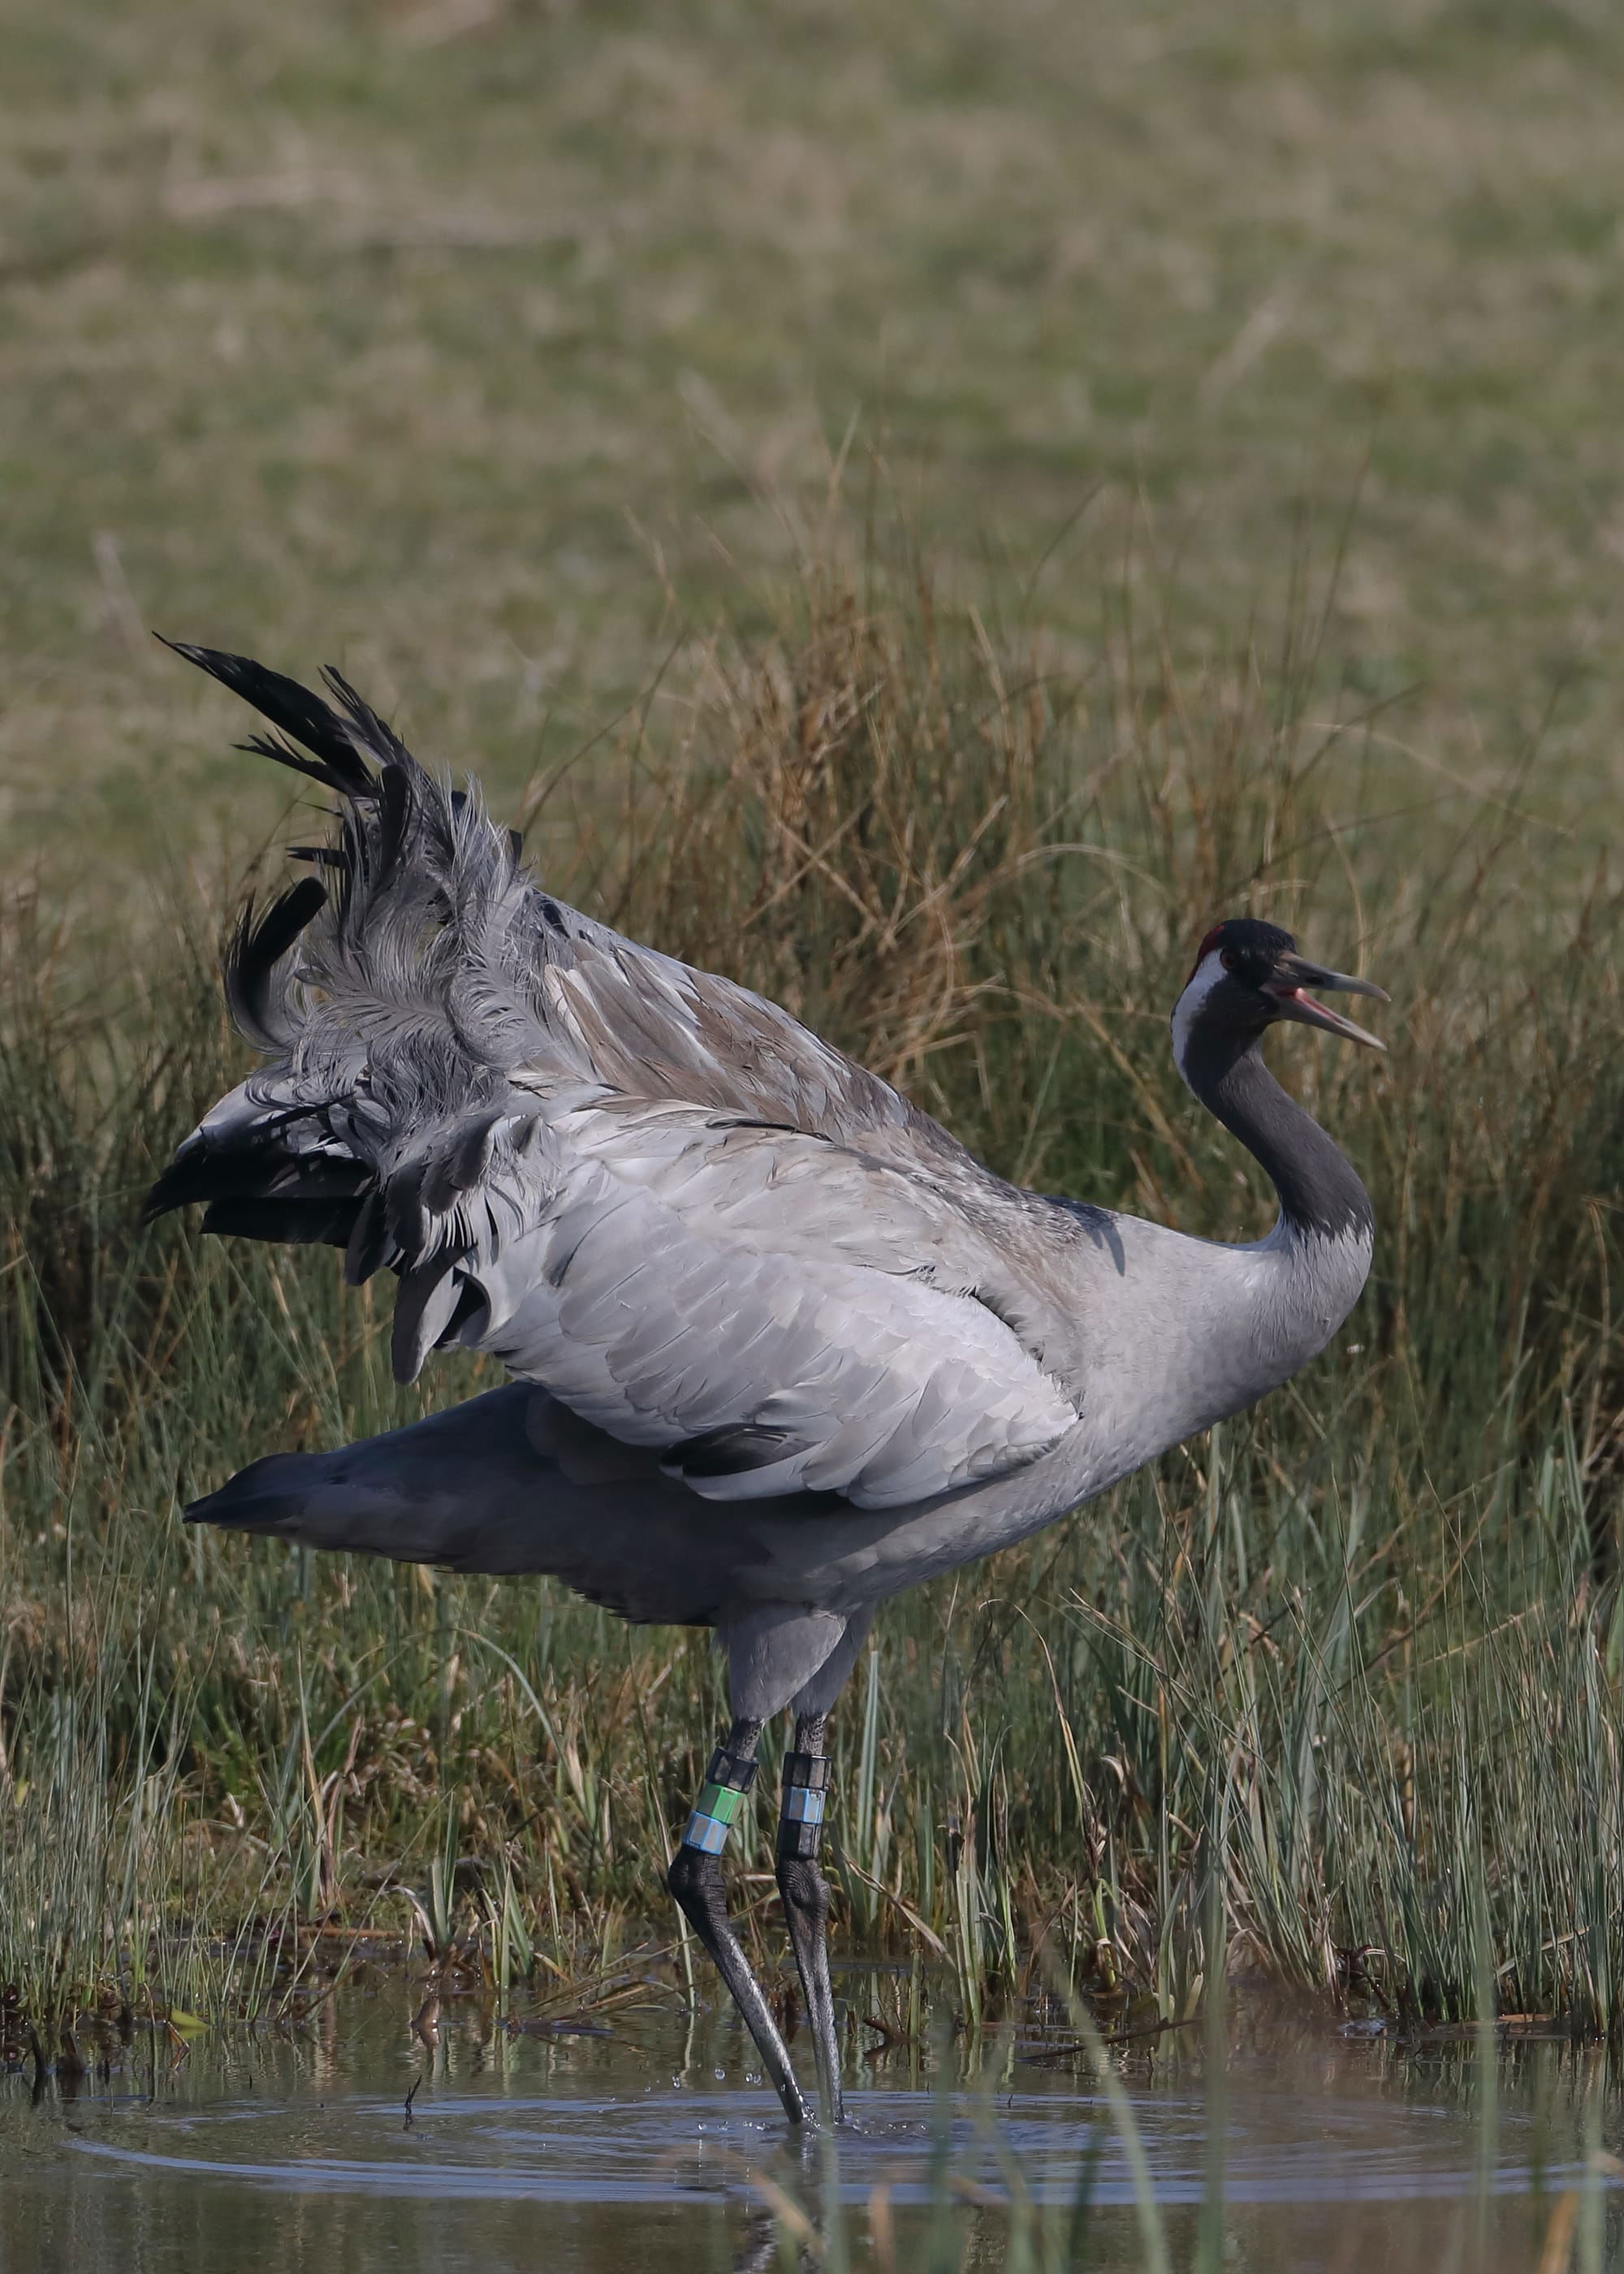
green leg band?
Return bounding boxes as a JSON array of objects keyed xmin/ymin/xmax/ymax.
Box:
[{"xmin": 680, "ymin": 1746, "xmax": 758, "ymax": 1855}]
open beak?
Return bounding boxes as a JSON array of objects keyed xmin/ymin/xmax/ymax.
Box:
[{"xmin": 1263, "ymin": 952, "xmax": 1389, "ymax": 1052}]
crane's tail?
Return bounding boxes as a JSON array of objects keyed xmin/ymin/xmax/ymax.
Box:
[
  {"xmin": 155, "ymin": 638, "xmax": 525, "ymax": 1055},
  {"xmin": 186, "ymin": 1386, "xmax": 555, "ymax": 1568},
  {"xmin": 145, "ymin": 644, "xmax": 551, "ymax": 1370},
  {"xmin": 185, "ymin": 1385, "xmax": 717, "ymax": 1620}
]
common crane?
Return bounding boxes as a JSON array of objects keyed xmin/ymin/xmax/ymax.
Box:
[{"xmin": 147, "ymin": 645, "xmax": 1385, "ymax": 2125}]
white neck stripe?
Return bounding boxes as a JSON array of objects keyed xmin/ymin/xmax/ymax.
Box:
[{"xmin": 1169, "ymin": 951, "xmax": 1227, "ymax": 1092}]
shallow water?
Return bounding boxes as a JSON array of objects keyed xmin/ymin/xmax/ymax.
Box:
[{"xmin": 4, "ymin": 1972, "xmax": 1622, "ymax": 2272}]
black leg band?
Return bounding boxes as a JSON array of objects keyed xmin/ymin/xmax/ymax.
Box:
[{"xmin": 776, "ymin": 1750, "xmax": 831, "ymax": 1862}]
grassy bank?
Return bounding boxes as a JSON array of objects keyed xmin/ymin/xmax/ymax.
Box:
[{"xmin": 4, "ymin": 536, "xmax": 1623, "ymax": 2049}]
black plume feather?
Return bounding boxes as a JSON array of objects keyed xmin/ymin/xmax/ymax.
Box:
[
  {"xmin": 322, "ymin": 666, "xmax": 414, "ymax": 770},
  {"xmin": 236, "ymin": 730, "xmax": 354, "ymax": 796},
  {"xmin": 202, "ymin": 1198, "xmax": 361, "ymax": 1248},
  {"xmin": 377, "ymin": 763, "xmax": 412, "ymax": 883},
  {"xmin": 668, "ymin": 1425, "xmax": 795, "ymax": 1479},
  {"xmin": 343, "ymin": 1187, "xmax": 393, "ymax": 1287},
  {"xmin": 158, "ymin": 638, "xmax": 378, "ymax": 798},
  {"xmin": 225, "ymin": 877, "xmax": 327, "ymax": 1048}
]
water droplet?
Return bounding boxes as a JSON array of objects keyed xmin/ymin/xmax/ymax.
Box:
[
  {"xmin": 714, "ymin": 2066, "xmax": 726, "ymax": 2081},
  {"xmin": 745, "ymin": 2070, "xmax": 761, "ymax": 2085},
  {"xmin": 671, "ymin": 2073, "xmax": 684, "ymax": 2089}
]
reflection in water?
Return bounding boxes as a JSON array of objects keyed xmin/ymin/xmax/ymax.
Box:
[{"xmin": 2, "ymin": 1975, "xmax": 1622, "ymax": 2272}]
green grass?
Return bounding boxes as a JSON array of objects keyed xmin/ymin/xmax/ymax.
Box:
[{"xmin": 4, "ymin": 540, "xmax": 1624, "ymax": 2067}]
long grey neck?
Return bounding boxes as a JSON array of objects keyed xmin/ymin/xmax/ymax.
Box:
[
  {"xmin": 1067, "ymin": 1013, "xmax": 1379, "ymax": 1481},
  {"xmin": 1179, "ymin": 1025, "xmax": 1374, "ymax": 1246},
  {"xmin": 793, "ymin": 1022, "xmax": 1379, "ymax": 1593}
]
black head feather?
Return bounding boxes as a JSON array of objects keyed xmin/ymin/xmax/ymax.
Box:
[{"xmin": 1188, "ymin": 917, "xmax": 1297, "ymax": 988}]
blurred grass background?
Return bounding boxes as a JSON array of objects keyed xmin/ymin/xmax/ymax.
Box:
[
  {"xmin": 6, "ymin": 0, "xmax": 1624, "ymax": 913},
  {"xmin": 6, "ymin": 0, "xmax": 1624, "ymax": 2055}
]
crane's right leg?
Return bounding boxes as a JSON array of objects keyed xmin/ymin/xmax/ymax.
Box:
[{"xmin": 667, "ymin": 1715, "xmax": 813, "ymax": 2126}]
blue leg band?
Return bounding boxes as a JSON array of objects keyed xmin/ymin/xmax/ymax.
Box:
[
  {"xmin": 680, "ymin": 1745, "xmax": 758, "ymax": 1854},
  {"xmin": 777, "ymin": 1751, "xmax": 831, "ymax": 1863}
]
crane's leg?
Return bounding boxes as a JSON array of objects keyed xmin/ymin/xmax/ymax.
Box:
[
  {"xmin": 666, "ymin": 1715, "xmax": 813, "ymax": 2126},
  {"xmin": 775, "ymin": 1710, "xmax": 842, "ymax": 2124},
  {"xmin": 679, "ymin": 1602, "xmax": 875, "ymax": 2126},
  {"xmin": 771, "ymin": 1604, "xmax": 875, "ymax": 2126}
]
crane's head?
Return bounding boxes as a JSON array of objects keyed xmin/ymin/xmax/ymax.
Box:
[{"xmin": 1171, "ymin": 917, "xmax": 1387, "ymax": 1077}]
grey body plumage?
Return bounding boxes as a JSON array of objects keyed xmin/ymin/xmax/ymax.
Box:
[{"xmin": 149, "ymin": 649, "xmax": 1386, "ymax": 2125}]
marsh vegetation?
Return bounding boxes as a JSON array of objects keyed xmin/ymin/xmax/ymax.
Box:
[{"xmin": 5, "ymin": 536, "xmax": 1623, "ymax": 2067}]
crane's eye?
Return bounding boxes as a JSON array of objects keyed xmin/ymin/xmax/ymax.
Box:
[{"xmin": 1220, "ymin": 949, "xmax": 1239, "ymax": 974}]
